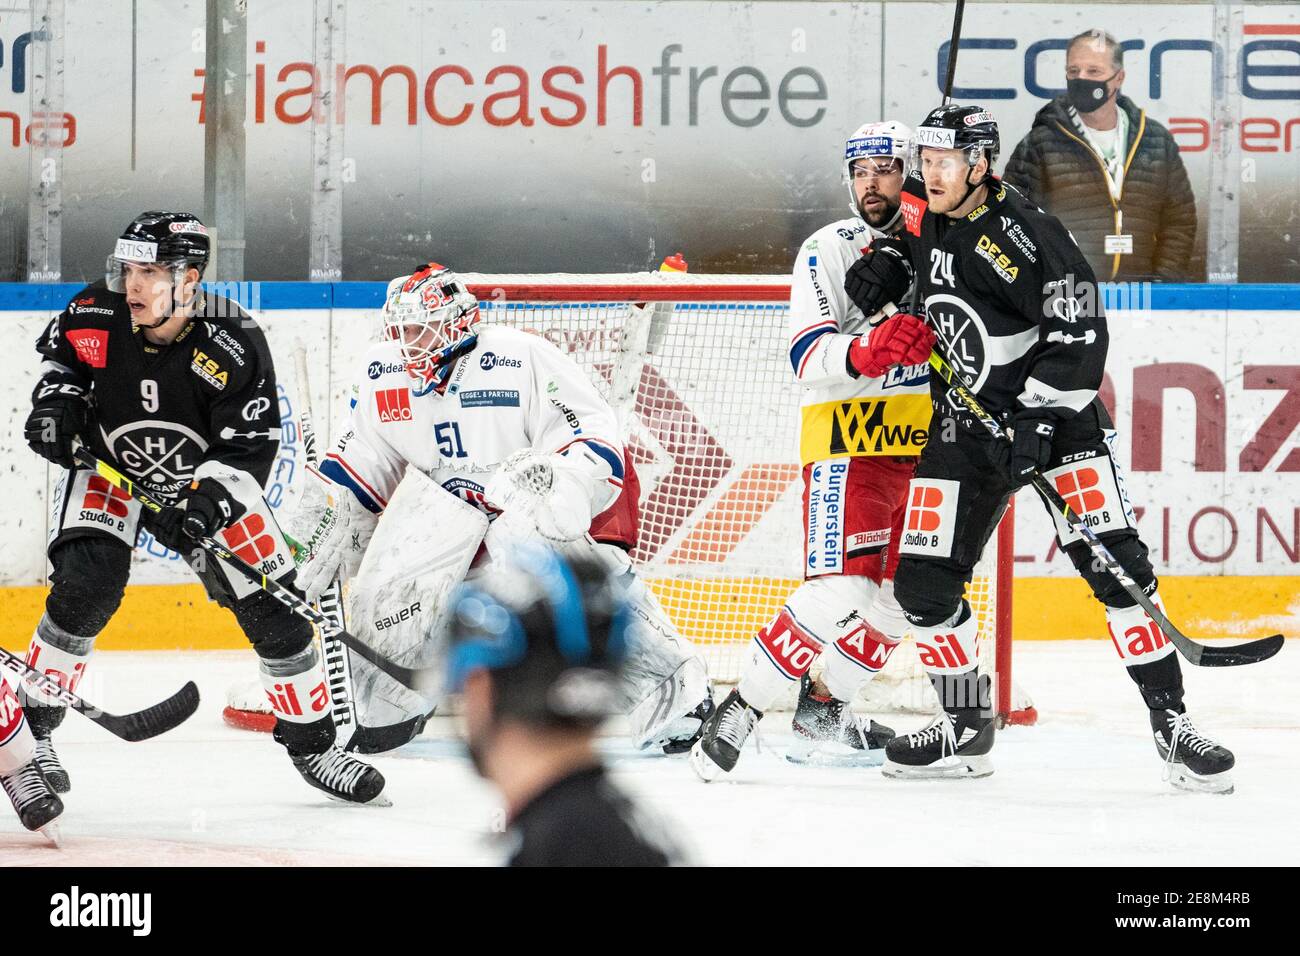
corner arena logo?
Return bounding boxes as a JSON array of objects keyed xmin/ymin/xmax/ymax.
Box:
[{"xmin": 478, "ymin": 351, "xmax": 522, "ymax": 371}]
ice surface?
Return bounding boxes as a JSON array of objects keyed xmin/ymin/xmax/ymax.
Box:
[{"xmin": 2, "ymin": 641, "xmax": 1295, "ymax": 866}]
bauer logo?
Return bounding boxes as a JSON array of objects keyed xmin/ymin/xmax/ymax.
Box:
[
  {"xmin": 66, "ymin": 328, "xmax": 108, "ymax": 368},
  {"xmin": 375, "ymin": 387, "xmax": 413, "ymax": 422},
  {"xmin": 368, "ymin": 360, "xmax": 404, "ymax": 379},
  {"xmin": 899, "ymin": 478, "xmax": 958, "ymax": 558},
  {"xmin": 49, "ymin": 886, "xmax": 152, "ymax": 937}
]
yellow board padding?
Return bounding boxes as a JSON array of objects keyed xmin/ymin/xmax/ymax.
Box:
[
  {"xmin": 1, "ymin": 575, "xmax": 1294, "ymax": 653},
  {"xmin": 0, "ymin": 584, "xmax": 247, "ymax": 652}
]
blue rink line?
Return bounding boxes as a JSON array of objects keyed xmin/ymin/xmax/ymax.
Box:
[{"xmin": 0, "ymin": 281, "xmax": 1297, "ymax": 311}]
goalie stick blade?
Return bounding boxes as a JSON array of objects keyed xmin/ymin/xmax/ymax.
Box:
[
  {"xmin": 1180, "ymin": 633, "xmax": 1285, "ymax": 668},
  {"xmin": 79, "ymin": 681, "xmax": 201, "ymax": 742}
]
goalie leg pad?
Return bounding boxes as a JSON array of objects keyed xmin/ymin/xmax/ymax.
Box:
[{"xmin": 626, "ymin": 656, "xmax": 713, "ymax": 751}]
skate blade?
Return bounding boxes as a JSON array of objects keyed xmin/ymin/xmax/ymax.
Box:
[
  {"xmin": 785, "ymin": 739, "xmax": 885, "ymax": 768},
  {"xmin": 38, "ymin": 822, "xmax": 63, "ymax": 848},
  {"xmin": 688, "ymin": 742, "xmax": 730, "ymax": 782},
  {"xmin": 882, "ymin": 754, "xmax": 994, "ymax": 779},
  {"xmin": 1167, "ymin": 768, "xmax": 1234, "ymax": 795},
  {"xmin": 322, "ymin": 791, "xmax": 394, "ymax": 808}
]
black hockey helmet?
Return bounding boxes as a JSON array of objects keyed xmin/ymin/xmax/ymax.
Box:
[
  {"xmin": 911, "ymin": 103, "xmax": 1000, "ymax": 173},
  {"xmin": 446, "ymin": 544, "xmax": 632, "ymax": 727},
  {"xmin": 106, "ymin": 211, "xmax": 210, "ymax": 293}
]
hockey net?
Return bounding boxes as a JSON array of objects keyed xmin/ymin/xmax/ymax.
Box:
[{"xmin": 225, "ymin": 272, "xmax": 1035, "ymax": 730}]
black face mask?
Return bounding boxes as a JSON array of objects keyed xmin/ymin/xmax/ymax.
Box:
[{"xmin": 1067, "ymin": 73, "xmax": 1118, "ymax": 114}]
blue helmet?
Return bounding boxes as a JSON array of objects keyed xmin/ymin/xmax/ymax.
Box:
[{"xmin": 446, "ymin": 544, "xmax": 633, "ymax": 726}]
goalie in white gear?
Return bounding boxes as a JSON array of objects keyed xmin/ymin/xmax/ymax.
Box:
[
  {"xmin": 691, "ymin": 121, "xmax": 937, "ymax": 780},
  {"xmin": 289, "ymin": 263, "xmax": 714, "ymax": 753}
]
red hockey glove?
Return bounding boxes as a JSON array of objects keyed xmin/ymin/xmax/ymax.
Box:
[{"xmin": 846, "ymin": 311, "xmax": 936, "ymax": 379}]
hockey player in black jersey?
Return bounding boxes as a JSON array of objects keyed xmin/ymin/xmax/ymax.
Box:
[
  {"xmin": 22, "ymin": 211, "xmax": 385, "ymax": 805},
  {"xmin": 447, "ymin": 544, "xmax": 687, "ymax": 866},
  {"xmin": 843, "ymin": 106, "xmax": 1234, "ymax": 792}
]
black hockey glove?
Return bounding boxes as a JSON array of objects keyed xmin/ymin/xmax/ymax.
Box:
[
  {"xmin": 25, "ymin": 381, "xmax": 88, "ymax": 469},
  {"xmin": 994, "ymin": 410, "xmax": 1056, "ymax": 487},
  {"xmin": 843, "ymin": 237, "xmax": 914, "ymax": 319},
  {"xmin": 151, "ymin": 478, "xmax": 246, "ymax": 551}
]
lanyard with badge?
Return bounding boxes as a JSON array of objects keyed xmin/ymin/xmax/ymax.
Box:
[{"xmin": 1069, "ymin": 100, "xmax": 1133, "ymax": 258}]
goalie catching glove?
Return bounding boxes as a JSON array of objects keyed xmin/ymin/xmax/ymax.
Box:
[
  {"xmin": 485, "ymin": 450, "xmax": 605, "ymax": 544},
  {"xmin": 287, "ymin": 467, "xmax": 378, "ymax": 602}
]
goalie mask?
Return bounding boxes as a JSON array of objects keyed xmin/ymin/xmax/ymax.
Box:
[
  {"xmin": 106, "ymin": 211, "xmax": 210, "ymax": 329},
  {"xmin": 843, "ymin": 120, "xmax": 912, "ymax": 231},
  {"xmin": 382, "ymin": 262, "xmax": 481, "ymax": 395}
]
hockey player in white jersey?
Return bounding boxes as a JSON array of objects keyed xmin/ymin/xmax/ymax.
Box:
[
  {"xmin": 288, "ymin": 263, "xmax": 714, "ymax": 753},
  {"xmin": 691, "ymin": 122, "xmax": 938, "ymax": 780}
]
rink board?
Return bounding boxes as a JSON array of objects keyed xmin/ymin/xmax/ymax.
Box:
[{"xmin": 0, "ymin": 282, "xmax": 1297, "ymax": 650}]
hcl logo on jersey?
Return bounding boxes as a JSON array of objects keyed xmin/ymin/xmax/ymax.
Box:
[{"xmin": 375, "ymin": 387, "xmax": 413, "ymax": 423}]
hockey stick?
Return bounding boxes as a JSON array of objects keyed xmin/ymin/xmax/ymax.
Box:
[
  {"xmin": 1, "ymin": 647, "xmax": 199, "ymax": 742},
  {"xmin": 71, "ymin": 444, "xmax": 440, "ymax": 695},
  {"xmin": 905, "ymin": 0, "xmax": 967, "ymax": 321},
  {"xmin": 923, "ymin": 346, "xmax": 1283, "ymax": 667},
  {"xmin": 292, "ymin": 346, "xmax": 431, "ymax": 752}
]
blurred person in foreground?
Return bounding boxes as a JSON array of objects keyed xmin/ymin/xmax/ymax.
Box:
[
  {"xmin": 447, "ymin": 544, "xmax": 688, "ymax": 866},
  {"xmin": 1003, "ymin": 29, "xmax": 1197, "ymax": 281}
]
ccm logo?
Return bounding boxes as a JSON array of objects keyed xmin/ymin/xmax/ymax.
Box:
[{"xmin": 375, "ymin": 388, "xmax": 413, "ymax": 423}]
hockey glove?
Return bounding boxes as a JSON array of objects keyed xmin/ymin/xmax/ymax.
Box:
[
  {"xmin": 287, "ymin": 467, "xmax": 377, "ymax": 602},
  {"xmin": 996, "ymin": 410, "xmax": 1056, "ymax": 487},
  {"xmin": 485, "ymin": 451, "xmax": 596, "ymax": 545},
  {"xmin": 25, "ymin": 381, "xmax": 88, "ymax": 469},
  {"xmin": 846, "ymin": 311, "xmax": 936, "ymax": 379},
  {"xmin": 843, "ymin": 237, "xmax": 914, "ymax": 319},
  {"xmin": 149, "ymin": 478, "xmax": 247, "ymax": 553}
]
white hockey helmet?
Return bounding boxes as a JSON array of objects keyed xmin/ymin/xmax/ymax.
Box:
[
  {"xmin": 843, "ymin": 120, "xmax": 913, "ymax": 230},
  {"xmin": 382, "ymin": 262, "xmax": 481, "ymax": 394}
]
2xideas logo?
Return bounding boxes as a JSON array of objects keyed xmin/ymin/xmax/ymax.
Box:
[
  {"xmin": 368, "ymin": 360, "xmax": 405, "ymax": 379},
  {"xmin": 478, "ymin": 351, "xmax": 522, "ymax": 371}
]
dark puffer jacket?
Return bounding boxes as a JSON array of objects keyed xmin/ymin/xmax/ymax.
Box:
[{"xmin": 1002, "ymin": 94, "xmax": 1198, "ymax": 281}]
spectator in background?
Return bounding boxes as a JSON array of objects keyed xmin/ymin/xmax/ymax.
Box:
[
  {"xmin": 1003, "ymin": 30, "xmax": 1198, "ymax": 282},
  {"xmin": 446, "ymin": 544, "xmax": 687, "ymax": 867}
]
